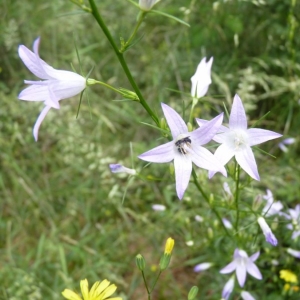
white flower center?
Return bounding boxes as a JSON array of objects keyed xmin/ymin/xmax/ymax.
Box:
[
  {"xmin": 175, "ymin": 134, "xmax": 192, "ymax": 155},
  {"xmin": 225, "ymin": 129, "xmax": 248, "ymax": 151}
]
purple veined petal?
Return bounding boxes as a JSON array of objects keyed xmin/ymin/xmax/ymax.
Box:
[
  {"xmin": 138, "ymin": 141, "xmax": 174, "ymax": 163},
  {"xmin": 220, "ymin": 261, "xmax": 237, "ymax": 274},
  {"xmin": 191, "ymin": 113, "xmax": 223, "ymax": 145},
  {"xmin": 161, "ymin": 103, "xmax": 188, "ymax": 139},
  {"xmin": 246, "ymin": 261, "xmax": 262, "ymax": 281},
  {"xmin": 249, "ymin": 251, "xmax": 260, "ymax": 262},
  {"xmin": 235, "ymin": 146, "xmax": 260, "ymax": 181},
  {"xmin": 191, "ymin": 145, "xmax": 227, "ymax": 176},
  {"xmin": 173, "ymin": 154, "xmax": 192, "ymax": 199},
  {"xmin": 229, "ymin": 94, "xmax": 247, "ymax": 130},
  {"xmin": 18, "ymin": 42, "xmax": 50, "ymax": 80},
  {"xmin": 236, "ymin": 262, "xmax": 247, "ymax": 287},
  {"xmin": 33, "ymin": 105, "xmax": 52, "ymax": 141},
  {"xmin": 247, "ymin": 128, "xmax": 282, "ymax": 146}
]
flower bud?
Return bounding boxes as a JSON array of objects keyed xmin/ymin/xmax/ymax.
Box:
[
  {"xmin": 188, "ymin": 286, "xmax": 199, "ymax": 300},
  {"xmin": 109, "ymin": 164, "xmax": 136, "ymax": 175},
  {"xmin": 159, "ymin": 237, "xmax": 174, "ymax": 270},
  {"xmin": 136, "ymin": 254, "xmax": 146, "ymax": 271}
]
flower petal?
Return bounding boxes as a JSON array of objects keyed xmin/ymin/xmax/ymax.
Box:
[
  {"xmin": 161, "ymin": 103, "xmax": 187, "ymax": 139},
  {"xmin": 80, "ymin": 279, "xmax": 89, "ymax": 300},
  {"xmin": 235, "ymin": 146, "xmax": 260, "ymax": 181},
  {"xmin": 190, "ymin": 57, "xmax": 213, "ymax": 98},
  {"xmin": 220, "ymin": 261, "xmax": 237, "ymax": 274},
  {"xmin": 236, "ymin": 262, "xmax": 247, "ymax": 287},
  {"xmin": 229, "ymin": 94, "xmax": 247, "ymax": 130},
  {"xmin": 61, "ymin": 289, "xmax": 82, "ymax": 300},
  {"xmin": 246, "ymin": 261, "xmax": 262, "ymax": 280},
  {"xmin": 191, "ymin": 113, "xmax": 223, "ymax": 145},
  {"xmin": 247, "ymin": 128, "xmax": 282, "ymax": 146},
  {"xmin": 249, "ymin": 251, "xmax": 260, "ymax": 262},
  {"xmin": 33, "ymin": 105, "xmax": 51, "ymax": 141},
  {"xmin": 191, "ymin": 145, "xmax": 226, "ymax": 176},
  {"xmin": 174, "ymin": 154, "xmax": 192, "ymax": 199},
  {"xmin": 18, "ymin": 38, "xmax": 50, "ymax": 79},
  {"xmin": 99, "ymin": 283, "xmax": 117, "ymax": 299},
  {"xmin": 138, "ymin": 141, "xmax": 174, "ymax": 163}
]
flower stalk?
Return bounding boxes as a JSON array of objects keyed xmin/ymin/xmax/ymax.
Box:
[{"xmin": 88, "ymin": 0, "xmax": 159, "ymax": 126}]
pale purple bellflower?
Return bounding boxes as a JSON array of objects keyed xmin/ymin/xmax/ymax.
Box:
[
  {"xmin": 191, "ymin": 57, "xmax": 213, "ymax": 98},
  {"xmin": 109, "ymin": 164, "xmax": 136, "ymax": 175},
  {"xmin": 194, "ymin": 262, "xmax": 213, "ymax": 272},
  {"xmin": 262, "ymin": 189, "xmax": 283, "ymax": 217},
  {"xmin": 220, "ymin": 248, "xmax": 262, "ymax": 287},
  {"xmin": 257, "ymin": 217, "xmax": 278, "ymax": 246},
  {"xmin": 221, "ymin": 276, "xmax": 235, "ymax": 300},
  {"xmin": 196, "ymin": 94, "xmax": 282, "ymax": 180},
  {"xmin": 18, "ymin": 37, "xmax": 86, "ymax": 141},
  {"xmin": 138, "ymin": 103, "xmax": 226, "ymax": 199}
]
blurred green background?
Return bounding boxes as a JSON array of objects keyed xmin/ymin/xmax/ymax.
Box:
[{"xmin": 0, "ymin": 0, "xmax": 300, "ymax": 299}]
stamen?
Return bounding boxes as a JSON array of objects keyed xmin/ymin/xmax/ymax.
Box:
[{"xmin": 175, "ymin": 136, "xmax": 192, "ymax": 154}]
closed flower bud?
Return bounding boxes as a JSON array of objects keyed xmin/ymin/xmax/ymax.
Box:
[
  {"xmin": 136, "ymin": 254, "xmax": 146, "ymax": 271},
  {"xmin": 188, "ymin": 286, "xmax": 199, "ymax": 300}
]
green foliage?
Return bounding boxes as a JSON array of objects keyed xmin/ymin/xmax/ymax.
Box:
[{"xmin": 0, "ymin": 0, "xmax": 300, "ymax": 299}]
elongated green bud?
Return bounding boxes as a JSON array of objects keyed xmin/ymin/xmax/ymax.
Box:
[
  {"xmin": 136, "ymin": 254, "xmax": 146, "ymax": 271},
  {"xmin": 188, "ymin": 286, "xmax": 199, "ymax": 300}
]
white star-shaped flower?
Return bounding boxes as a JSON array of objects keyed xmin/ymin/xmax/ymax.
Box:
[
  {"xmin": 138, "ymin": 103, "xmax": 226, "ymax": 199},
  {"xmin": 197, "ymin": 94, "xmax": 282, "ymax": 180}
]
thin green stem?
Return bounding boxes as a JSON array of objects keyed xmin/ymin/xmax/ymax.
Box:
[
  {"xmin": 88, "ymin": 0, "xmax": 159, "ymax": 126},
  {"xmin": 141, "ymin": 271, "xmax": 151, "ymax": 300},
  {"xmin": 234, "ymin": 161, "xmax": 241, "ymax": 231},
  {"xmin": 89, "ymin": 79, "xmax": 121, "ymax": 94},
  {"xmin": 188, "ymin": 97, "xmax": 198, "ymax": 124},
  {"xmin": 149, "ymin": 270, "xmax": 162, "ymax": 294},
  {"xmin": 191, "ymin": 169, "xmax": 231, "ymax": 238},
  {"xmin": 120, "ymin": 11, "xmax": 146, "ymax": 53}
]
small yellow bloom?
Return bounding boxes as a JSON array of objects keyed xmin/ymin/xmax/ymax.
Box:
[
  {"xmin": 164, "ymin": 237, "xmax": 175, "ymax": 255},
  {"xmin": 280, "ymin": 270, "xmax": 298, "ymax": 284},
  {"xmin": 62, "ymin": 278, "xmax": 122, "ymax": 300}
]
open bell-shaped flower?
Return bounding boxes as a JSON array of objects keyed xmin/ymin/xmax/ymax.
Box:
[
  {"xmin": 18, "ymin": 37, "xmax": 86, "ymax": 141},
  {"xmin": 138, "ymin": 103, "xmax": 226, "ymax": 199},
  {"xmin": 196, "ymin": 94, "xmax": 282, "ymax": 180}
]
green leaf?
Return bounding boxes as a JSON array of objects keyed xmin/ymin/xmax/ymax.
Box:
[{"xmin": 151, "ymin": 10, "xmax": 190, "ymax": 27}]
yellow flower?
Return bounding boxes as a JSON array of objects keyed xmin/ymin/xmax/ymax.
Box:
[
  {"xmin": 164, "ymin": 237, "xmax": 175, "ymax": 255},
  {"xmin": 280, "ymin": 270, "xmax": 298, "ymax": 284},
  {"xmin": 62, "ymin": 279, "xmax": 122, "ymax": 300}
]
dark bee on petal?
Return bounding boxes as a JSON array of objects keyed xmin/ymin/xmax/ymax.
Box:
[{"xmin": 175, "ymin": 137, "xmax": 192, "ymax": 154}]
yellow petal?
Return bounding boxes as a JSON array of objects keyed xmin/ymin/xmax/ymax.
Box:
[
  {"xmin": 93, "ymin": 279, "xmax": 110, "ymax": 297},
  {"xmin": 100, "ymin": 284, "xmax": 117, "ymax": 299},
  {"xmin": 80, "ymin": 279, "xmax": 89, "ymax": 300},
  {"xmin": 62, "ymin": 289, "xmax": 83, "ymax": 300},
  {"xmin": 89, "ymin": 281, "xmax": 101, "ymax": 297}
]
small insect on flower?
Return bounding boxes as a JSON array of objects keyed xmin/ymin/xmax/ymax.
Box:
[{"xmin": 175, "ymin": 136, "xmax": 192, "ymax": 154}]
